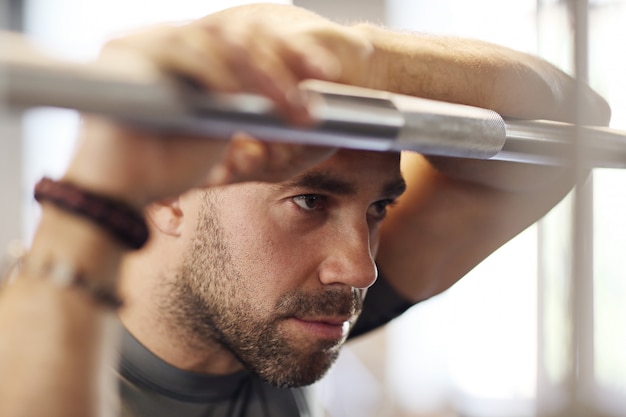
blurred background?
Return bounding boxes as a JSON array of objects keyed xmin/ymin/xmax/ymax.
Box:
[{"xmin": 1, "ymin": 0, "xmax": 625, "ymax": 416}]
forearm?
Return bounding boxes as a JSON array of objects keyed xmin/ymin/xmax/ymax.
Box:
[
  {"xmin": 360, "ymin": 21, "xmax": 610, "ymax": 299},
  {"xmin": 0, "ymin": 205, "xmax": 124, "ymax": 417},
  {"xmin": 352, "ymin": 23, "xmax": 610, "ymax": 125},
  {"xmin": 0, "ymin": 287, "xmax": 118, "ymax": 417},
  {"xmin": 210, "ymin": 3, "xmax": 610, "ymax": 125}
]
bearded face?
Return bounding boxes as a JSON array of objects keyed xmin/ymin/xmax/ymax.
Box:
[
  {"xmin": 155, "ymin": 150, "xmax": 403, "ymax": 388},
  {"xmin": 163, "ymin": 191, "xmax": 364, "ymax": 388}
]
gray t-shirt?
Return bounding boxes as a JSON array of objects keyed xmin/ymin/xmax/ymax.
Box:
[
  {"xmin": 118, "ymin": 329, "xmax": 311, "ymax": 417},
  {"xmin": 117, "ymin": 273, "xmax": 413, "ymax": 417}
]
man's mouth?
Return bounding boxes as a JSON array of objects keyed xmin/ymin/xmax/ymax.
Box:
[{"xmin": 287, "ymin": 315, "xmax": 352, "ymax": 341}]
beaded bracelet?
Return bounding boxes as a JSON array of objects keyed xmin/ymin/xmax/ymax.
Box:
[
  {"xmin": 2, "ymin": 251, "xmax": 123, "ymax": 309},
  {"xmin": 34, "ymin": 177, "xmax": 149, "ymax": 250},
  {"xmin": 43, "ymin": 260, "xmax": 123, "ymax": 309}
]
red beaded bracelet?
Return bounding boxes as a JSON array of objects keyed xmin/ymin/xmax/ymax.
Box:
[{"xmin": 34, "ymin": 177, "xmax": 149, "ymax": 250}]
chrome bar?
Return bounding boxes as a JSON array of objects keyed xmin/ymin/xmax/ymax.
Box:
[
  {"xmin": 2, "ymin": 31, "xmax": 626, "ymax": 167},
  {"xmin": 498, "ymin": 120, "xmax": 626, "ymax": 168}
]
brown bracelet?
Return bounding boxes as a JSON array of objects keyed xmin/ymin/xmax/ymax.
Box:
[{"xmin": 34, "ymin": 177, "xmax": 149, "ymax": 250}]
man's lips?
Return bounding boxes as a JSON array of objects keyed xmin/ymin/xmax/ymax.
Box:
[
  {"xmin": 298, "ymin": 316, "xmax": 352, "ymax": 326},
  {"xmin": 287, "ymin": 316, "xmax": 352, "ymax": 340}
]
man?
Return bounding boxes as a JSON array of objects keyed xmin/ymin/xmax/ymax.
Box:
[
  {"xmin": 115, "ymin": 147, "xmax": 405, "ymax": 416},
  {"xmin": 0, "ymin": 3, "xmax": 610, "ymax": 417}
]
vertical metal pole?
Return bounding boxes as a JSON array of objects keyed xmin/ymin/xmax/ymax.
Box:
[
  {"xmin": 535, "ymin": 2, "xmax": 549, "ymax": 415},
  {"xmin": 536, "ymin": 1, "xmax": 599, "ymax": 416},
  {"xmin": 0, "ymin": 0, "xmax": 25, "ymax": 255},
  {"xmin": 536, "ymin": 2, "xmax": 574, "ymax": 416},
  {"xmin": 570, "ymin": 0, "xmax": 596, "ymax": 415}
]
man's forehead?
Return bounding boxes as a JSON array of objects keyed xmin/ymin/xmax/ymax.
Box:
[
  {"xmin": 276, "ymin": 150, "xmax": 404, "ymax": 195},
  {"xmin": 306, "ymin": 149, "xmax": 400, "ymax": 173}
]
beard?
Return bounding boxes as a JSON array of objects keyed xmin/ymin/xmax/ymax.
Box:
[{"xmin": 160, "ymin": 192, "xmax": 363, "ymax": 388}]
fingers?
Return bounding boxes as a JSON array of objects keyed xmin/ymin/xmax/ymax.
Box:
[
  {"xmin": 103, "ymin": 21, "xmax": 325, "ymax": 125},
  {"xmin": 102, "ymin": 18, "xmax": 374, "ymax": 126}
]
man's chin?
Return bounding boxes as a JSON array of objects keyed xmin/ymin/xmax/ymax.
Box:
[{"xmin": 252, "ymin": 347, "xmax": 341, "ymax": 389}]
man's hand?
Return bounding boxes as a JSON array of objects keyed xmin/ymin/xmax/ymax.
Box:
[{"xmin": 64, "ymin": 15, "xmax": 372, "ymax": 208}]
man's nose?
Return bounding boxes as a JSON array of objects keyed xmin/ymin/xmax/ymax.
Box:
[{"xmin": 317, "ymin": 220, "xmax": 378, "ymax": 289}]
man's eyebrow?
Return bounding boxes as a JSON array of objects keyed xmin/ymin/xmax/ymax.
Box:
[
  {"xmin": 383, "ymin": 177, "xmax": 407, "ymax": 198},
  {"xmin": 276, "ymin": 172, "xmax": 407, "ymax": 198},
  {"xmin": 277, "ymin": 172, "xmax": 356, "ymax": 195}
]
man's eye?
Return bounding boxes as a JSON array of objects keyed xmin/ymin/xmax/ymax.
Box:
[
  {"xmin": 292, "ymin": 194, "xmax": 325, "ymax": 211},
  {"xmin": 368, "ymin": 199, "xmax": 395, "ymax": 219}
]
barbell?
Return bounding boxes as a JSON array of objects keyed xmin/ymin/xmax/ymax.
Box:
[{"xmin": 2, "ymin": 31, "xmax": 625, "ymax": 168}]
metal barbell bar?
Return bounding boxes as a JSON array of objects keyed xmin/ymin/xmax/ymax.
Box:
[{"xmin": 2, "ymin": 32, "xmax": 625, "ymax": 168}]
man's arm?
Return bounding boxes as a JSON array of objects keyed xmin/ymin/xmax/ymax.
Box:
[
  {"xmin": 210, "ymin": 4, "xmax": 609, "ymax": 124},
  {"xmin": 353, "ymin": 23, "xmax": 610, "ymax": 124},
  {"xmin": 356, "ymin": 24, "xmax": 611, "ymax": 302}
]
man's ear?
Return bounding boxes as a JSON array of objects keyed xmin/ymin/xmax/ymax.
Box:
[{"xmin": 146, "ymin": 198, "xmax": 184, "ymax": 237}]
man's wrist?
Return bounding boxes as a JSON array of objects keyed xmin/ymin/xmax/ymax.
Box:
[
  {"xmin": 349, "ymin": 23, "xmax": 393, "ymax": 92},
  {"xmin": 29, "ymin": 203, "xmax": 128, "ymax": 292},
  {"xmin": 34, "ymin": 177, "xmax": 149, "ymax": 250}
]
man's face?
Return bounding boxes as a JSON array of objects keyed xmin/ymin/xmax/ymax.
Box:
[{"xmin": 168, "ymin": 149, "xmax": 405, "ymax": 388}]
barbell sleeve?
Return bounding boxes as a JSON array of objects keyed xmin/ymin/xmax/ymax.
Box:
[{"xmin": 1, "ymin": 31, "xmax": 625, "ymax": 167}]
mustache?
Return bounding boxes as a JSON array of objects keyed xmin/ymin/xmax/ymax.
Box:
[{"xmin": 275, "ymin": 288, "xmax": 363, "ymax": 319}]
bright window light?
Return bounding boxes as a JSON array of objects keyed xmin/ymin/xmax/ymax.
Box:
[{"xmin": 384, "ymin": 1, "xmax": 539, "ymax": 416}]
